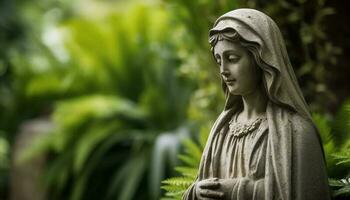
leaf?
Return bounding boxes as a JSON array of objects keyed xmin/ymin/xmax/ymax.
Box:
[
  {"xmin": 161, "ymin": 136, "xmax": 201, "ymax": 199},
  {"xmin": 43, "ymin": 149, "xmax": 73, "ymax": 194},
  {"xmin": 73, "ymin": 123, "xmax": 121, "ymax": 173},
  {"xmin": 312, "ymin": 112, "xmax": 332, "ymax": 143},
  {"xmin": 118, "ymin": 152, "xmax": 148, "ymax": 200},
  {"xmin": 182, "ymin": 139, "xmax": 202, "ymax": 164},
  {"xmin": 178, "ymin": 154, "xmax": 198, "ymax": 168},
  {"xmin": 175, "ymin": 166, "xmax": 197, "ymax": 179},
  {"xmin": 162, "ymin": 177, "xmax": 193, "ymax": 187},
  {"xmin": 334, "ymin": 186, "xmax": 350, "ymax": 197},
  {"xmin": 161, "ymin": 176, "xmax": 192, "ymax": 198},
  {"xmin": 161, "ymin": 184, "xmax": 187, "ymax": 193},
  {"xmin": 332, "ymin": 100, "xmax": 350, "ymax": 144},
  {"xmin": 329, "ymin": 178, "xmax": 345, "ymax": 187},
  {"xmin": 333, "ymin": 151, "xmax": 350, "ymax": 165},
  {"xmin": 329, "ymin": 177, "xmax": 350, "ymax": 197}
]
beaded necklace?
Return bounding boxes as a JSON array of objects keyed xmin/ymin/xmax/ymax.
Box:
[{"xmin": 228, "ymin": 114, "xmax": 266, "ymax": 138}]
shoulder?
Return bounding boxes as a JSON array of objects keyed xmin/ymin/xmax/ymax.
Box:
[
  {"xmin": 289, "ymin": 112, "xmax": 321, "ymax": 147},
  {"xmin": 268, "ymin": 104, "xmax": 321, "ymax": 144},
  {"xmin": 290, "ymin": 112, "xmax": 315, "ymax": 133}
]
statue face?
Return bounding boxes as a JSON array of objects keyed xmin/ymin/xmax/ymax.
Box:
[{"xmin": 213, "ymin": 39, "xmax": 260, "ymax": 96}]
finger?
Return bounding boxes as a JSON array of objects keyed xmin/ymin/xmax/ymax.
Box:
[
  {"xmin": 199, "ymin": 181, "xmax": 220, "ymax": 189},
  {"xmin": 200, "ymin": 189, "xmax": 224, "ymax": 199},
  {"xmin": 200, "ymin": 177, "xmax": 218, "ymax": 183},
  {"xmin": 208, "ymin": 177, "xmax": 219, "ymax": 182}
]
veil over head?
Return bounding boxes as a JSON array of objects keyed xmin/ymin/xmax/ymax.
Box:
[{"xmin": 209, "ymin": 8, "xmax": 311, "ymax": 120}]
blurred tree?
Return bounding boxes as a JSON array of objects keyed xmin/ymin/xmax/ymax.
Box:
[
  {"xmin": 5, "ymin": 0, "xmax": 198, "ymax": 199},
  {"xmin": 0, "ymin": 0, "xmax": 26, "ymax": 198}
]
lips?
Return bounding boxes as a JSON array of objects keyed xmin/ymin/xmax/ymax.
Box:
[{"xmin": 225, "ymin": 79, "xmax": 236, "ymax": 85}]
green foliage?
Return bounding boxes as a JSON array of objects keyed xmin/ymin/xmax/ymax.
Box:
[
  {"xmin": 0, "ymin": 136, "xmax": 9, "ymax": 169},
  {"xmin": 2, "ymin": 1, "xmax": 195, "ymax": 199},
  {"xmin": 334, "ymin": 152, "xmax": 350, "ymax": 166},
  {"xmin": 159, "ymin": 126, "xmax": 212, "ymax": 200},
  {"xmin": 309, "ymin": 102, "xmax": 350, "ymax": 198},
  {"xmin": 312, "ymin": 113, "xmax": 336, "ymax": 168},
  {"xmin": 17, "ymin": 95, "xmax": 150, "ymax": 200},
  {"xmin": 1, "ymin": 0, "xmax": 350, "ymax": 199},
  {"xmin": 329, "ymin": 178, "xmax": 350, "ymax": 197},
  {"xmin": 312, "ymin": 100, "xmax": 350, "ymax": 198},
  {"xmin": 0, "ymin": 135, "xmax": 9, "ymax": 196},
  {"xmin": 161, "ymin": 138, "xmax": 203, "ymax": 200}
]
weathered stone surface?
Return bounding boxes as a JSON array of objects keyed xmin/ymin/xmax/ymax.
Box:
[{"xmin": 183, "ymin": 8, "xmax": 331, "ymax": 200}]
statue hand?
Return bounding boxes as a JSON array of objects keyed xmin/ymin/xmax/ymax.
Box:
[
  {"xmin": 195, "ymin": 178, "xmax": 224, "ymax": 199},
  {"xmin": 216, "ymin": 179, "xmax": 237, "ymax": 199}
]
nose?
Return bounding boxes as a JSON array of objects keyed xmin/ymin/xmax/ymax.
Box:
[
  {"xmin": 219, "ymin": 61, "xmax": 230, "ymax": 77},
  {"xmin": 220, "ymin": 70, "xmax": 230, "ymax": 79}
]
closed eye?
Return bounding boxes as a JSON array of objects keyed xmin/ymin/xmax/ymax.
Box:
[{"xmin": 227, "ymin": 54, "xmax": 240, "ymax": 63}]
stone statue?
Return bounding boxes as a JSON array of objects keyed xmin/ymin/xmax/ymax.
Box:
[{"xmin": 183, "ymin": 9, "xmax": 331, "ymax": 200}]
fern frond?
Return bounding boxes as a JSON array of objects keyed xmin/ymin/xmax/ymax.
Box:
[
  {"xmin": 182, "ymin": 139, "xmax": 202, "ymax": 163},
  {"xmin": 160, "ymin": 198, "xmax": 177, "ymax": 200},
  {"xmin": 175, "ymin": 166, "xmax": 197, "ymax": 179},
  {"xmin": 329, "ymin": 178, "xmax": 345, "ymax": 187},
  {"xmin": 161, "ymin": 184, "xmax": 186, "ymax": 193},
  {"xmin": 329, "ymin": 177, "xmax": 350, "ymax": 197},
  {"xmin": 162, "ymin": 177, "xmax": 193, "ymax": 187},
  {"xmin": 165, "ymin": 190, "xmax": 186, "ymax": 197},
  {"xmin": 161, "ymin": 197, "xmax": 180, "ymax": 200},
  {"xmin": 178, "ymin": 154, "xmax": 199, "ymax": 167},
  {"xmin": 161, "ymin": 177, "xmax": 191, "ymax": 200},
  {"xmin": 333, "ymin": 151, "xmax": 350, "ymax": 165},
  {"xmin": 161, "ymin": 136, "xmax": 202, "ymax": 199}
]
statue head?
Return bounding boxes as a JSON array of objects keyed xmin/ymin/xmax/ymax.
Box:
[
  {"xmin": 209, "ymin": 27, "xmax": 263, "ymax": 97},
  {"xmin": 208, "ymin": 9, "xmax": 311, "ymax": 119}
]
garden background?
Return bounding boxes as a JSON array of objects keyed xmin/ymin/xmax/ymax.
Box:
[{"xmin": 0, "ymin": 0, "xmax": 350, "ymax": 199}]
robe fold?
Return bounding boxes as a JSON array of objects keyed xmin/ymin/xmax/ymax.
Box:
[{"xmin": 183, "ymin": 104, "xmax": 330, "ymax": 200}]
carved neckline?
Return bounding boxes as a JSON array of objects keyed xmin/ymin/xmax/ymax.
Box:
[{"xmin": 228, "ymin": 114, "xmax": 266, "ymax": 138}]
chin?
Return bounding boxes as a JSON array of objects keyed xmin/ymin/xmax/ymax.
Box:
[{"xmin": 228, "ymin": 89, "xmax": 242, "ymax": 96}]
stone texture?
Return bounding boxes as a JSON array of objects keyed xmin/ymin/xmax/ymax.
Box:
[{"xmin": 184, "ymin": 8, "xmax": 331, "ymax": 200}]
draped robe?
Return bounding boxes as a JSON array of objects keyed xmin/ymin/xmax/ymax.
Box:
[{"xmin": 183, "ymin": 103, "xmax": 330, "ymax": 200}]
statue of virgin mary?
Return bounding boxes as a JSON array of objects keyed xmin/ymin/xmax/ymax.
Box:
[{"xmin": 183, "ymin": 9, "xmax": 331, "ymax": 200}]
